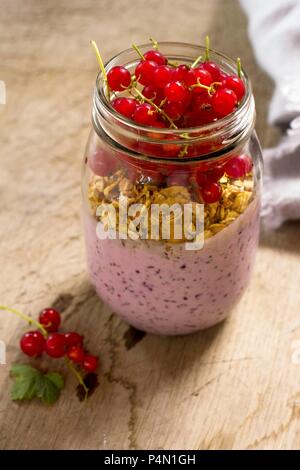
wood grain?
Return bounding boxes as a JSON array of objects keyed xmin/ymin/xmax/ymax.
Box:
[{"xmin": 0, "ymin": 0, "xmax": 299, "ymax": 450}]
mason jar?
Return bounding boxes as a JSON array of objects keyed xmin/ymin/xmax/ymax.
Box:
[{"xmin": 82, "ymin": 42, "xmax": 262, "ymax": 335}]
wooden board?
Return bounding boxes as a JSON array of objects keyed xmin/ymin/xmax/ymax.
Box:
[{"xmin": 1, "ymin": 0, "xmax": 299, "ymax": 450}]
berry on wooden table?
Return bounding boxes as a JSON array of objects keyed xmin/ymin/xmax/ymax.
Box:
[
  {"xmin": 67, "ymin": 346, "xmax": 85, "ymax": 364},
  {"xmin": 20, "ymin": 331, "xmax": 45, "ymax": 357},
  {"xmin": 45, "ymin": 333, "xmax": 66, "ymax": 358},
  {"xmin": 83, "ymin": 355, "xmax": 99, "ymax": 373},
  {"xmin": 64, "ymin": 332, "xmax": 84, "ymax": 348},
  {"xmin": 39, "ymin": 308, "xmax": 61, "ymax": 332}
]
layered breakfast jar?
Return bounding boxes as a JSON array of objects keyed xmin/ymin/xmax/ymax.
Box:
[{"xmin": 82, "ymin": 42, "xmax": 262, "ymax": 335}]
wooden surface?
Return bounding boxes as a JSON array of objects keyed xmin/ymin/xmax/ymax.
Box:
[{"xmin": 1, "ymin": 0, "xmax": 300, "ymax": 450}]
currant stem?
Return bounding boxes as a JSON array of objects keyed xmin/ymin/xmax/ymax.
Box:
[
  {"xmin": 132, "ymin": 43, "xmax": 145, "ymax": 60},
  {"xmin": 191, "ymin": 54, "xmax": 202, "ymax": 69},
  {"xmin": 64, "ymin": 357, "xmax": 89, "ymax": 400},
  {"xmin": 0, "ymin": 305, "xmax": 48, "ymax": 337},
  {"xmin": 205, "ymin": 35, "xmax": 210, "ymax": 61},
  {"xmin": 149, "ymin": 37, "xmax": 159, "ymax": 50},
  {"xmin": 237, "ymin": 57, "xmax": 242, "ymax": 78},
  {"xmin": 90, "ymin": 40, "xmax": 110, "ymax": 97},
  {"xmin": 132, "ymin": 87, "xmax": 178, "ymax": 129}
]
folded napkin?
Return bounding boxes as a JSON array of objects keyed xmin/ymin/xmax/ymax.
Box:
[{"xmin": 240, "ymin": 0, "xmax": 300, "ymax": 229}]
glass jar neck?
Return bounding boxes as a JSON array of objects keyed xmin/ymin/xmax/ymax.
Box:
[{"xmin": 92, "ymin": 42, "xmax": 255, "ymax": 164}]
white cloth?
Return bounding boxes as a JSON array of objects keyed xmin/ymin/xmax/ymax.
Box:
[{"xmin": 241, "ymin": 0, "xmax": 300, "ymax": 229}]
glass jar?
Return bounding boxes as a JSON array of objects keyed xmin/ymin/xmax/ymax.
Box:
[{"xmin": 82, "ymin": 42, "xmax": 262, "ymax": 335}]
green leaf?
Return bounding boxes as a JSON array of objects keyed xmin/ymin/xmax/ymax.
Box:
[
  {"xmin": 45, "ymin": 372, "xmax": 64, "ymax": 390},
  {"xmin": 10, "ymin": 364, "xmax": 41, "ymax": 401},
  {"xmin": 10, "ymin": 364, "xmax": 64, "ymax": 405}
]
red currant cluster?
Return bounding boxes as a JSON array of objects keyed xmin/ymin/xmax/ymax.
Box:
[
  {"xmin": 20, "ymin": 308, "xmax": 99, "ymax": 373},
  {"xmin": 89, "ymin": 40, "xmax": 252, "ymax": 205},
  {"xmin": 106, "ymin": 42, "xmax": 245, "ymax": 128}
]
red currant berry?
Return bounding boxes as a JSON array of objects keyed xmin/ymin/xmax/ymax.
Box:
[
  {"xmin": 64, "ymin": 332, "xmax": 84, "ymax": 348},
  {"xmin": 185, "ymin": 68, "xmax": 213, "ymax": 92},
  {"xmin": 142, "ymin": 85, "xmax": 164, "ymax": 106},
  {"xmin": 164, "ymin": 100, "xmax": 186, "ymax": 120},
  {"xmin": 39, "ymin": 308, "xmax": 61, "ymax": 333},
  {"xmin": 173, "ymin": 64, "xmax": 189, "ymax": 82},
  {"xmin": 239, "ymin": 154, "xmax": 253, "ymax": 173},
  {"xmin": 107, "ymin": 66, "xmax": 131, "ymax": 91},
  {"xmin": 194, "ymin": 170, "xmax": 208, "ymax": 187},
  {"xmin": 83, "ymin": 354, "xmax": 99, "ymax": 372},
  {"xmin": 212, "ymin": 88, "xmax": 237, "ymax": 116},
  {"xmin": 20, "ymin": 331, "xmax": 45, "ymax": 357},
  {"xmin": 88, "ymin": 151, "xmax": 118, "ymax": 177},
  {"xmin": 167, "ymin": 173, "xmax": 189, "ymax": 186},
  {"xmin": 144, "ymin": 50, "xmax": 167, "ymax": 66},
  {"xmin": 164, "ymin": 81, "xmax": 188, "ymax": 102},
  {"xmin": 153, "ymin": 65, "xmax": 174, "ymax": 89},
  {"xmin": 45, "ymin": 333, "xmax": 66, "ymax": 358},
  {"xmin": 208, "ymin": 165, "xmax": 224, "ymax": 182},
  {"xmin": 111, "ymin": 97, "xmax": 137, "ymax": 119},
  {"xmin": 201, "ymin": 61, "xmax": 221, "ymax": 81},
  {"xmin": 222, "ymin": 76, "xmax": 245, "ymax": 101},
  {"xmin": 201, "ymin": 181, "xmax": 222, "ymax": 203},
  {"xmin": 135, "ymin": 60, "xmax": 157, "ymax": 86},
  {"xmin": 224, "ymin": 155, "xmax": 248, "ymax": 178},
  {"xmin": 67, "ymin": 346, "xmax": 85, "ymax": 364},
  {"xmin": 133, "ymin": 103, "xmax": 157, "ymax": 126},
  {"xmin": 162, "ymin": 142, "xmax": 180, "ymax": 157}
]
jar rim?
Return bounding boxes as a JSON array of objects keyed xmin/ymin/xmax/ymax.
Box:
[{"xmin": 95, "ymin": 41, "xmax": 253, "ymax": 136}]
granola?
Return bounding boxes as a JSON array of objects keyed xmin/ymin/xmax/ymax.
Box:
[{"xmin": 88, "ymin": 169, "xmax": 254, "ymax": 242}]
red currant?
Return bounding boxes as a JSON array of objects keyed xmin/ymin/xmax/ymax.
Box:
[
  {"xmin": 142, "ymin": 85, "xmax": 164, "ymax": 106},
  {"xmin": 222, "ymin": 76, "xmax": 245, "ymax": 101},
  {"xmin": 39, "ymin": 308, "xmax": 61, "ymax": 333},
  {"xmin": 185, "ymin": 68, "xmax": 212, "ymax": 92},
  {"xmin": 111, "ymin": 97, "xmax": 137, "ymax": 119},
  {"xmin": 133, "ymin": 103, "xmax": 157, "ymax": 126},
  {"xmin": 83, "ymin": 354, "xmax": 99, "ymax": 372},
  {"xmin": 88, "ymin": 151, "xmax": 118, "ymax": 177},
  {"xmin": 208, "ymin": 165, "xmax": 224, "ymax": 182},
  {"xmin": 194, "ymin": 170, "xmax": 208, "ymax": 187},
  {"xmin": 201, "ymin": 61, "xmax": 221, "ymax": 81},
  {"xmin": 224, "ymin": 155, "xmax": 248, "ymax": 178},
  {"xmin": 212, "ymin": 88, "xmax": 237, "ymax": 116},
  {"xmin": 201, "ymin": 181, "xmax": 222, "ymax": 203},
  {"xmin": 135, "ymin": 60, "xmax": 157, "ymax": 86},
  {"xmin": 162, "ymin": 136, "xmax": 180, "ymax": 157},
  {"xmin": 172, "ymin": 64, "xmax": 189, "ymax": 82},
  {"xmin": 164, "ymin": 81, "xmax": 188, "ymax": 102},
  {"xmin": 64, "ymin": 332, "xmax": 84, "ymax": 348},
  {"xmin": 107, "ymin": 66, "xmax": 131, "ymax": 91},
  {"xmin": 144, "ymin": 50, "xmax": 167, "ymax": 66},
  {"xmin": 20, "ymin": 331, "xmax": 45, "ymax": 357},
  {"xmin": 45, "ymin": 333, "xmax": 66, "ymax": 358},
  {"xmin": 67, "ymin": 346, "xmax": 85, "ymax": 364},
  {"xmin": 153, "ymin": 65, "xmax": 173, "ymax": 89},
  {"xmin": 164, "ymin": 100, "xmax": 186, "ymax": 120},
  {"xmin": 239, "ymin": 154, "xmax": 253, "ymax": 173}
]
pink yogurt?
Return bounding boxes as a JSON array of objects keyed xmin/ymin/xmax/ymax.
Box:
[{"xmin": 84, "ymin": 198, "xmax": 260, "ymax": 335}]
